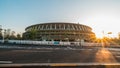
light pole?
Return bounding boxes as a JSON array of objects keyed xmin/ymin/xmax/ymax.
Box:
[
  {"xmin": 101, "ymin": 31, "xmax": 105, "ymax": 48},
  {"xmin": 107, "ymin": 32, "xmax": 112, "ymax": 46},
  {"xmin": 107, "ymin": 32, "xmax": 112, "ymax": 39},
  {"xmin": 101, "ymin": 31, "xmax": 112, "ymax": 47}
]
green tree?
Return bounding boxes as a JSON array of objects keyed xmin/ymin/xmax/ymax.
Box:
[
  {"xmin": 9, "ymin": 31, "xmax": 16, "ymax": 40},
  {"xmin": 0, "ymin": 25, "xmax": 2, "ymax": 39},
  {"xmin": 28, "ymin": 29, "xmax": 37, "ymax": 40},
  {"xmin": 16, "ymin": 33, "xmax": 22, "ymax": 40},
  {"xmin": 0, "ymin": 29, "xmax": 2, "ymax": 39}
]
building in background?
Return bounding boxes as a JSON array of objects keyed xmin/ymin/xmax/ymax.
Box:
[{"xmin": 23, "ymin": 22, "xmax": 96, "ymax": 42}]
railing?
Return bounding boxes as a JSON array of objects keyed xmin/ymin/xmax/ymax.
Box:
[{"xmin": 0, "ymin": 40, "xmax": 102, "ymax": 46}]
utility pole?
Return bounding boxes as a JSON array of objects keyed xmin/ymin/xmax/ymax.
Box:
[{"xmin": 101, "ymin": 31, "xmax": 104, "ymax": 48}]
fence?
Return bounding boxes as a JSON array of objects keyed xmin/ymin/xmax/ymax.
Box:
[{"xmin": 0, "ymin": 40, "xmax": 102, "ymax": 46}]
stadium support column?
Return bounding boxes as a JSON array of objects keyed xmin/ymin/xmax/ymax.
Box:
[
  {"xmin": 52, "ymin": 39, "xmax": 54, "ymax": 45},
  {"xmin": 81, "ymin": 39, "xmax": 84, "ymax": 46},
  {"xmin": 52, "ymin": 39, "xmax": 54, "ymax": 41},
  {"xmin": 60, "ymin": 40, "xmax": 62, "ymax": 45},
  {"xmin": 76, "ymin": 39, "xmax": 80, "ymax": 46}
]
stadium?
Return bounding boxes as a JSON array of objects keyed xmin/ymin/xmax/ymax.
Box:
[{"xmin": 23, "ymin": 22, "xmax": 96, "ymax": 42}]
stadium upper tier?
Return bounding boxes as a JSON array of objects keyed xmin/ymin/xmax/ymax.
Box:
[{"xmin": 25, "ymin": 22, "xmax": 92, "ymax": 32}]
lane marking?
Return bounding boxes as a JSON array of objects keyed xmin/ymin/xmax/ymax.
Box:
[
  {"xmin": 1, "ymin": 63, "xmax": 120, "ymax": 67},
  {"xmin": 12, "ymin": 50, "xmax": 52, "ymax": 52},
  {"xmin": 0, "ymin": 61, "xmax": 12, "ymax": 63},
  {"xmin": 116, "ymin": 56, "xmax": 120, "ymax": 58}
]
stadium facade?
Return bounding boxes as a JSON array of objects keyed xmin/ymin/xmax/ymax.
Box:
[{"xmin": 23, "ymin": 22, "xmax": 96, "ymax": 42}]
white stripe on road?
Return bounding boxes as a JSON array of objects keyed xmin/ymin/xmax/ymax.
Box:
[
  {"xmin": 107, "ymin": 48, "xmax": 120, "ymax": 51},
  {"xmin": 12, "ymin": 50, "xmax": 52, "ymax": 52},
  {"xmin": 116, "ymin": 56, "xmax": 120, "ymax": 58},
  {"xmin": 0, "ymin": 61, "xmax": 12, "ymax": 63},
  {"xmin": 1, "ymin": 63, "xmax": 120, "ymax": 67}
]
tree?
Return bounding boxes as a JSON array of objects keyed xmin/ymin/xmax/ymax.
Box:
[
  {"xmin": 6, "ymin": 29, "xmax": 11, "ymax": 39},
  {"xmin": 28, "ymin": 29, "xmax": 37, "ymax": 40},
  {"xmin": 16, "ymin": 33, "xmax": 22, "ymax": 40},
  {"xmin": 0, "ymin": 25, "xmax": 2, "ymax": 39},
  {"xmin": 9, "ymin": 31, "xmax": 16, "ymax": 40},
  {"xmin": 0, "ymin": 28, "xmax": 2, "ymax": 39}
]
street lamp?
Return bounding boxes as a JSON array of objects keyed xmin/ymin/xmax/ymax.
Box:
[
  {"xmin": 101, "ymin": 31, "xmax": 105, "ymax": 48},
  {"xmin": 101, "ymin": 31, "xmax": 112, "ymax": 47},
  {"xmin": 107, "ymin": 32, "xmax": 112, "ymax": 38}
]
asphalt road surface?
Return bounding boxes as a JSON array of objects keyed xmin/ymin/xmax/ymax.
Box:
[{"xmin": 0, "ymin": 45, "xmax": 120, "ymax": 68}]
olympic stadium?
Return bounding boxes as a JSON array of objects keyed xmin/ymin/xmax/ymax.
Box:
[{"xmin": 23, "ymin": 22, "xmax": 96, "ymax": 42}]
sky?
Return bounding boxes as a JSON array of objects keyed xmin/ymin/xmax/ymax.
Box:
[{"xmin": 0, "ymin": 0, "xmax": 120, "ymax": 38}]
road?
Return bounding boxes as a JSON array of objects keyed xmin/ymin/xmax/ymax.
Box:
[{"xmin": 0, "ymin": 46, "xmax": 120, "ymax": 64}]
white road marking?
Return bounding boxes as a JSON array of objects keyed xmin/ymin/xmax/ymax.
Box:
[
  {"xmin": 1, "ymin": 63, "xmax": 120, "ymax": 67},
  {"xmin": 107, "ymin": 48, "xmax": 120, "ymax": 51},
  {"xmin": 0, "ymin": 61, "xmax": 12, "ymax": 63},
  {"xmin": 12, "ymin": 50, "xmax": 52, "ymax": 52}
]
